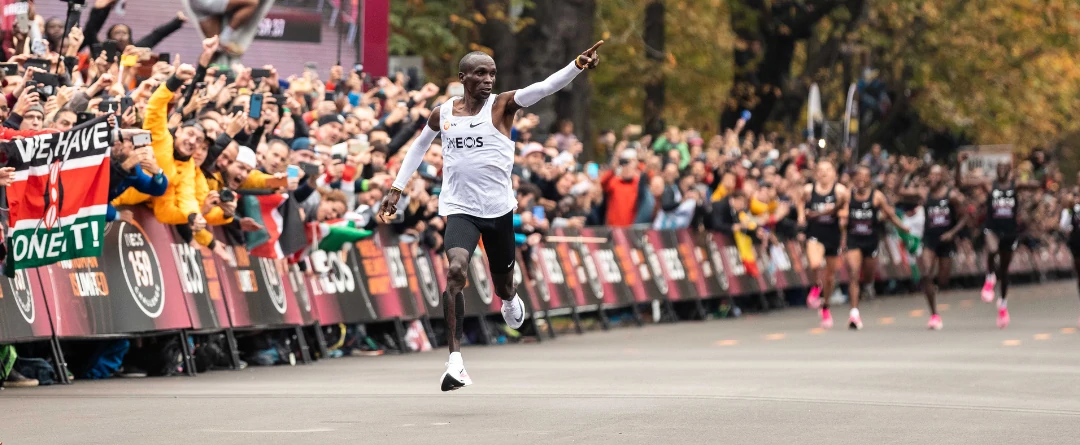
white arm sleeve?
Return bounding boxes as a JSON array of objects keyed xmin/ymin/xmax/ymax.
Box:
[
  {"xmin": 513, "ymin": 60, "xmax": 584, "ymax": 108},
  {"xmin": 391, "ymin": 124, "xmax": 438, "ymax": 190}
]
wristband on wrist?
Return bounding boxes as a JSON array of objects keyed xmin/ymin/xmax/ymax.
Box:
[{"xmin": 574, "ymin": 56, "xmax": 585, "ymax": 70}]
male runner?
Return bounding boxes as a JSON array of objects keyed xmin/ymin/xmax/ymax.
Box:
[
  {"xmin": 910, "ymin": 165, "xmax": 968, "ymax": 330},
  {"xmin": 1060, "ymin": 192, "xmax": 1080, "ymax": 327},
  {"xmin": 380, "ymin": 41, "xmax": 604, "ymax": 391},
  {"xmin": 956, "ymin": 154, "xmax": 1038, "ymax": 328},
  {"xmin": 844, "ymin": 166, "xmax": 908, "ymax": 329},
  {"xmin": 798, "ymin": 159, "xmax": 849, "ymax": 329}
]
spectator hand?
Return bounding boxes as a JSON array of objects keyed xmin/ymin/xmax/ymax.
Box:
[
  {"xmin": 239, "ymin": 217, "xmax": 264, "ymax": 232},
  {"xmin": 0, "ymin": 167, "xmax": 15, "ymax": 187},
  {"xmin": 118, "ymin": 209, "xmax": 134, "ymax": 223},
  {"xmin": 220, "ymin": 199, "xmax": 237, "ymax": 218},
  {"xmin": 211, "ymin": 241, "xmax": 234, "ymax": 266},
  {"xmin": 175, "ymin": 64, "xmax": 196, "ymax": 82},
  {"xmin": 202, "ymin": 191, "xmax": 221, "ymax": 215},
  {"xmin": 121, "ymin": 105, "xmax": 138, "ymax": 127},
  {"xmin": 223, "ymin": 108, "xmax": 245, "ymax": 137},
  {"xmin": 13, "ymin": 90, "xmax": 41, "ymax": 117},
  {"xmin": 137, "ymin": 147, "xmax": 159, "ymax": 173},
  {"xmin": 121, "ymin": 150, "xmax": 143, "ymax": 171},
  {"xmin": 527, "ymin": 233, "xmax": 543, "ymax": 246},
  {"xmin": 66, "ymin": 27, "xmax": 84, "ymax": 57}
]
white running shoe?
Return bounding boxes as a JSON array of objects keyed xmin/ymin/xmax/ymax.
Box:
[
  {"xmin": 501, "ymin": 295, "xmax": 525, "ymax": 329},
  {"xmin": 440, "ymin": 360, "xmax": 472, "ymax": 392}
]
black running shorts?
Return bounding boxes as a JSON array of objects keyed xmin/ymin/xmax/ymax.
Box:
[{"xmin": 444, "ymin": 211, "xmax": 517, "ymax": 274}]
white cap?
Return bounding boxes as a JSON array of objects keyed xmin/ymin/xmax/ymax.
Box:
[
  {"xmin": 521, "ymin": 142, "xmax": 544, "ymax": 157},
  {"xmin": 620, "ymin": 148, "xmax": 638, "ymax": 160},
  {"xmin": 236, "ymin": 147, "xmax": 257, "ymax": 168}
]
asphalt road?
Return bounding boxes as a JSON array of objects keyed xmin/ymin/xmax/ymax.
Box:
[{"xmin": 4, "ymin": 281, "xmax": 1080, "ymax": 445}]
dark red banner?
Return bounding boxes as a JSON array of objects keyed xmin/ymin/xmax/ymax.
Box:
[
  {"xmin": 213, "ymin": 231, "xmax": 309, "ymax": 328},
  {"xmin": 169, "ymin": 236, "xmax": 230, "ymax": 331},
  {"xmin": 40, "ymin": 208, "xmax": 191, "ymax": 337},
  {"xmin": 0, "ymin": 269, "xmax": 52, "ymax": 342}
]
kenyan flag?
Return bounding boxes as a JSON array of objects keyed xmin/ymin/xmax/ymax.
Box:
[{"xmin": 6, "ymin": 116, "xmax": 112, "ymax": 270}]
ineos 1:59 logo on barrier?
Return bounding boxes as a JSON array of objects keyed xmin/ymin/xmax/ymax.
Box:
[
  {"xmin": 10, "ymin": 270, "xmax": 35, "ymax": 324},
  {"xmin": 414, "ymin": 245, "xmax": 440, "ymax": 308},
  {"xmin": 470, "ymin": 250, "xmax": 493, "ymax": 305},
  {"xmin": 309, "ymin": 248, "xmax": 355, "ymax": 295},
  {"xmin": 171, "ymin": 243, "xmax": 205, "ymax": 295},
  {"xmin": 257, "ymin": 257, "xmax": 287, "ymax": 314},
  {"xmin": 118, "ymin": 222, "xmax": 165, "ymax": 318}
]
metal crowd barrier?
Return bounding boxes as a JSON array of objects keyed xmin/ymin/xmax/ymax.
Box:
[{"xmin": 0, "ymin": 207, "xmax": 1073, "ymax": 382}]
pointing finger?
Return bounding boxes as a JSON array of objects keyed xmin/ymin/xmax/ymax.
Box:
[{"xmin": 586, "ymin": 40, "xmax": 604, "ymax": 54}]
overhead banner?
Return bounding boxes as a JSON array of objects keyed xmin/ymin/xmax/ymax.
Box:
[
  {"xmin": 39, "ymin": 208, "xmax": 191, "ymax": 337},
  {"xmin": 0, "ymin": 269, "xmax": 52, "ymax": 342}
]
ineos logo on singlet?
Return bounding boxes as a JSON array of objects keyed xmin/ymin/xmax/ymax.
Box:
[
  {"xmin": 444, "ymin": 137, "xmax": 484, "ymax": 151},
  {"xmin": 991, "ymin": 189, "xmax": 1015, "ymax": 218}
]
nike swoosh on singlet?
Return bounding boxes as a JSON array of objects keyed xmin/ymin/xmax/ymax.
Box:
[{"xmin": 469, "ymin": 122, "xmax": 483, "ymax": 128}]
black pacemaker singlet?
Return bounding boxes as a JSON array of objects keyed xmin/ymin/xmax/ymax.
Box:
[
  {"xmin": 924, "ymin": 188, "xmax": 957, "ymax": 243},
  {"xmin": 985, "ymin": 181, "xmax": 1017, "ymax": 234},
  {"xmin": 848, "ymin": 189, "xmax": 879, "ymax": 241},
  {"xmin": 806, "ymin": 183, "xmax": 840, "ymax": 246},
  {"xmin": 1069, "ymin": 204, "xmax": 1080, "ymax": 247}
]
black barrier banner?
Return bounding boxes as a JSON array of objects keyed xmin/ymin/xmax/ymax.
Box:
[
  {"xmin": 513, "ymin": 250, "xmax": 546, "ymax": 317},
  {"xmin": 213, "ymin": 230, "xmax": 309, "ymax": 328},
  {"xmin": 704, "ymin": 233, "xmax": 760, "ymax": 297},
  {"xmin": 348, "ymin": 232, "xmax": 424, "ymax": 321},
  {"xmin": 380, "ymin": 232, "xmax": 425, "ymax": 319},
  {"xmin": 549, "ymin": 228, "xmax": 610, "ymax": 309},
  {"xmin": 609, "ymin": 228, "xmax": 654, "ymax": 304},
  {"xmin": 578, "ymin": 227, "xmax": 642, "ymax": 307},
  {"xmin": 0, "ymin": 268, "xmax": 52, "ymax": 342},
  {"xmin": 532, "ymin": 240, "xmax": 576, "ymax": 311},
  {"xmin": 305, "ymin": 245, "xmax": 365, "ymax": 325},
  {"xmin": 169, "ymin": 235, "xmax": 230, "ymax": 331},
  {"xmin": 622, "ymin": 227, "xmax": 673, "ymax": 302},
  {"xmin": 289, "ymin": 263, "xmax": 317, "ymax": 325},
  {"xmin": 651, "ymin": 230, "xmax": 693, "ymax": 301},
  {"xmin": 678, "ymin": 230, "xmax": 725, "ymax": 299},
  {"xmin": 408, "ymin": 243, "xmax": 443, "ymax": 320},
  {"xmin": 39, "ymin": 208, "xmax": 191, "ymax": 337},
  {"xmin": 461, "ymin": 244, "xmax": 500, "ymax": 317},
  {"xmin": 784, "ymin": 240, "xmax": 813, "ymax": 288}
]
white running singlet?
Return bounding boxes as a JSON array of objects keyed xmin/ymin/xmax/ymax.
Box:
[{"xmin": 437, "ymin": 95, "xmax": 517, "ymax": 218}]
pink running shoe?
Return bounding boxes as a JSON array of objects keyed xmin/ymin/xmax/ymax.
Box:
[
  {"xmin": 806, "ymin": 286, "xmax": 822, "ymax": 309},
  {"xmin": 997, "ymin": 307, "xmax": 1010, "ymax": 329},
  {"xmin": 981, "ymin": 274, "xmax": 996, "ymax": 303},
  {"xmin": 927, "ymin": 314, "xmax": 943, "ymax": 330},
  {"xmin": 820, "ymin": 308, "xmax": 834, "ymax": 329},
  {"xmin": 849, "ymin": 313, "xmax": 863, "ymax": 330}
]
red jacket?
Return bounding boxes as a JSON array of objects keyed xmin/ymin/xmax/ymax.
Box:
[{"xmin": 0, "ymin": 127, "xmax": 60, "ymax": 141}]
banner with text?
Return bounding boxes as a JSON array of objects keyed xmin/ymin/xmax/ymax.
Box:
[{"xmin": 8, "ymin": 116, "xmax": 112, "ymax": 269}]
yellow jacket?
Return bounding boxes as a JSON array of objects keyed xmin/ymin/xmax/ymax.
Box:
[
  {"xmin": 193, "ymin": 168, "xmax": 234, "ymax": 247},
  {"xmin": 113, "ymin": 83, "xmax": 199, "ymax": 225}
]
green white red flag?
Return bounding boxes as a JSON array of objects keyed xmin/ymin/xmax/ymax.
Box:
[{"xmin": 6, "ymin": 115, "xmax": 112, "ymax": 270}]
